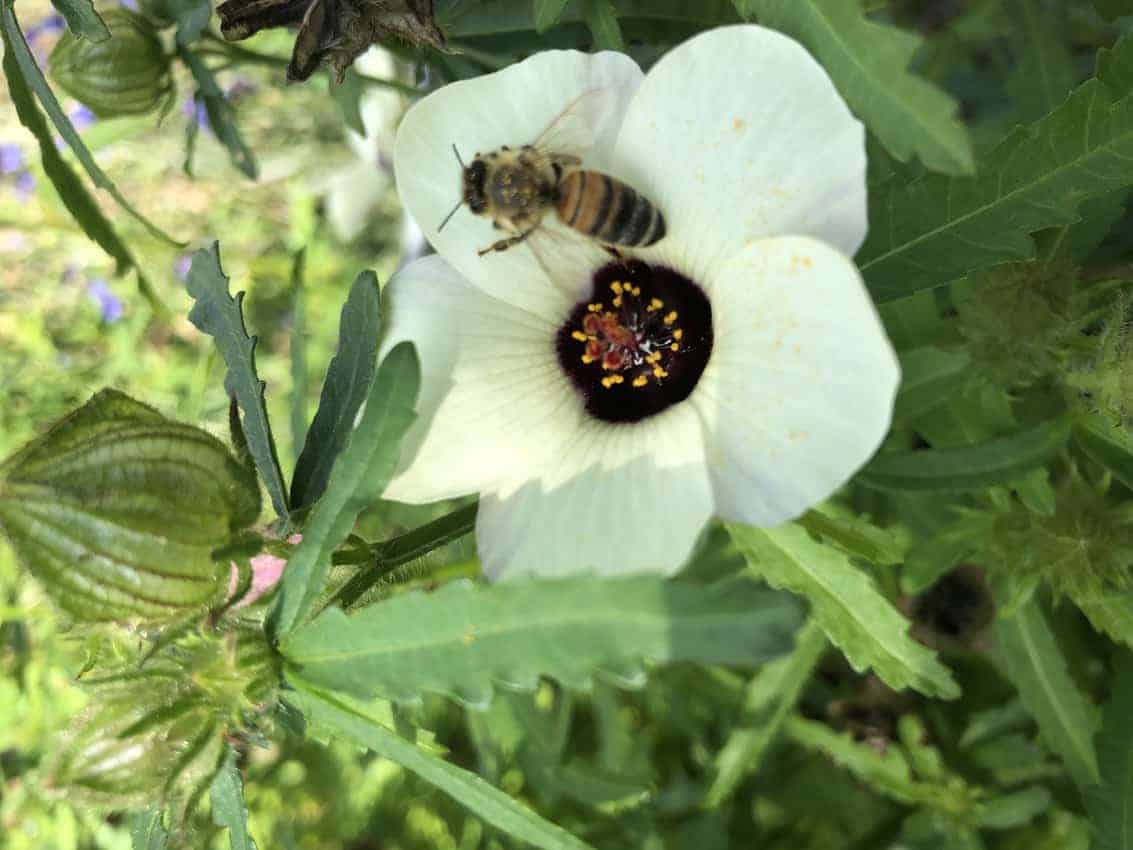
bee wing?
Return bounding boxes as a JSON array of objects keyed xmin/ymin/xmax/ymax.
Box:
[
  {"xmin": 531, "ymin": 87, "xmax": 620, "ymax": 160},
  {"xmin": 519, "ymin": 222, "xmax": 611, "ymax": 300}
]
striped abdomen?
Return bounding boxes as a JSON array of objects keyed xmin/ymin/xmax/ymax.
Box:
[{"xmin": 555, "ymin": 170, "xmax": 665, "ymax": 247}]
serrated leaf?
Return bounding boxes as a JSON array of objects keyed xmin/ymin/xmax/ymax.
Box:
[
  {"xmin": 860, "ymin": 419, "xmax": 1070, "ymax": 492},
  {"xmin": 893, "ymin": 347, "xmax": 971, "ymax": 424},
  {"xmin": 290, "ymin": 271, "xmax": 381, "ymax": 511},
  {"xmin": 283, "ymin": 577, "xmax": 801, "ymax": 705},
  {"xmin": 286, "ymin": 683, "xmax": 596, "ymax": 850},
  {"xmin": 993, "ymin": 598, "xmax": 1101, "ymax": 787},
  {"xmin": 1086, "ymin": 651, "xmax": 1133, "ymax": 850},
  {"xmin": 582, "ymin": 0, "xmax": 622, "ymax": 49},
  {"xmin": 50, "ymin": 0, "xmax": 109, "ymax": 40},
  {"xmin": 706, "ymin": 618, "xmax": 827, "ymax": 807},
  {"xmin": 532, "ymin": 0, "xmax": 571, "ymax": 32},
  {"xmin": 1075, "ymin": 415, "xmax": 1133, "ymax": 492},
  {"xmin": 859, "ymin": 36, "xmax": 1133, "ymax": 302},
  {"xmin": 0, "ymin": 0, "xmax": 181, "ymax": 246},
  {"xmin": 1072, "ymin": 589, "xmax": 1133, "ymax": 649},
  {"xmin": 186, "ymin": 243, "xmax": 289, "ymax": 519},
  {"xmin": 130, "ymin": 808, "xmax": 168, "ymax": 850},
  {"xmin": 729, "ymin": 522, "xmax": 960, "ymax": 699},
  {"xmin": 209, "ymin": 749, "xmax": 258, "ymax": 850},
  {"xmin": 178, "ymin": 47, "xmax": 258, "ymax": 179},
  {"xmin": 736, "ymin": 0, "xmax": 972, "ymax": 175},
  {"xmin": 784, "ymin": 715, "xmax": 968, "ymax": 809},
  {"xmin": 0, "ymin": 12, "xmax": 161, "ymax": 306},
  {"xmin": 270, "ymin": 342, "xmax": 420, "ymax": 638},
  {"xmin": 1006, "ymin": 0, "xmax": 1075, "ymax": 122},
  {"xmin": 0, "ymin": 389, "xmax": 260, "ymax": 621}
]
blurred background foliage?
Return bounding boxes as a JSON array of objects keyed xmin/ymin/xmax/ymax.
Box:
[{"xmin": 4, "ymin": 0, "xmax": 1133, "ymax": 848}]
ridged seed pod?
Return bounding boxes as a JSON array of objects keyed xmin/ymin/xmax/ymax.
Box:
[{"xmin": 48, "ymin": 8, "xmax": 172, "ymax": 118}]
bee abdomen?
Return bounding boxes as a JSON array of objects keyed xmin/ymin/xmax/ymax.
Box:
[{"xmin": 557, "ymin": 171, "xmax": 665, "ymax": 248}]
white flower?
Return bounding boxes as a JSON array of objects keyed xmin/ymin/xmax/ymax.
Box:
[{"xmin": 380, "ymin": 25, "xmax": 899, "ymax": 579}]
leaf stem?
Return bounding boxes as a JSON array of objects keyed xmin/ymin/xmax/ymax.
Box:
[{"xmin": 329, "ymin": 502, "xmax": 478, "ymax": 607}]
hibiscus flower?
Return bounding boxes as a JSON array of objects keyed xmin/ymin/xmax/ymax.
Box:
[{"xmin": 380, "ymin": 24, "xmax": 899, "ymax": 579}]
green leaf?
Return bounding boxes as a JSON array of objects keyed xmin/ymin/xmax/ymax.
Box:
[
  {"xmin": 705, "ymin": 618, "xmax": 827, "ymax": 807},
  {"xmin": 1095, "ymin": 0, "xmax": 1133, "ymax": 22},
  {"xmin": 1086, "ymin": 651, "xmax": 1133, "ymax": 850},
  {"xmin": 893, "ymin": 347, "xmax": 971, "ymax": 424},
  {"xmin": 286, "ymin": 683, "xmax": 596, "ymax": 850},
  {"xmin": 582, "ymin": 0, "xmax": 623, "ymax": 50},
  {"xmin": 209, "ymin": 749, "xmax": 258, "ymax": 850},
  {"xmin": 129, "ymin": 808, "xmax": 168, "ymax": 850},
  {"xmin": 283, "ymin": 576, "xmax": 801, "ymax": 705},
  {"xmin": 0, "ymin": 12, "xmax": 161, "ymax": 306},
  {"xmin": 901, "ymin": 514, "xmax": 995, "ymax": 594},
  {"xmin": 532, "ymin": 0, "xmax": 571, "ymax": 32},
  {"xmin": 290, "ymin": 271, "xmax": 381, "ymax": 511},
  {"xmin": 50, "ymin": 0, "xmax": 109, "ymax": 40},
  {"xmin": 1006, "ymin": 0, "xmax": 1075, "ymax": 122},
  {"xmin": 993, "ymin": 598, "xmax": 1101, "ymax": 787},
  {"xmin": 0, "ymin": 0, "xmax": 181, "ymax": 246},
  {"xmin": 178, "ymin": 46, "xmax": 258, "ymax": 179},
  {"xmin": 859, "ymin": 36, "xmax": 1133, "ymax": 302},
  {"xmin": 736, "ymin": 0, "xmax": 973, "ymax": 175},
  {"xmin": 1074, "ymin": 415, "xmax": 1133, "ymax": 492},
  {"xmin": 289, "ymin": 250, "xmax": 308, "ymax": 466},
  {"xmin": 729, "ymin": 523, "xmax": 959, "ymax": 699},
  {"xmin": 797, "ymin": 502, "xmax": 907, "ymax": 566},
  {"xmin": 186, "ymin": 243, "xmax": 290, "ymax": 519},
  {"xmin": 859, "ymin": 419, "xmax": 1070, "ymax": 492},
  {"xmin": 0, "ymin": 389, "xmax": 260, "ymax": 622},
  {"xmin": 1072, "ymin": 589, "xmax": 1133, "ymax": 650},
  {"xmin": 328, "ymin": 70, "xmax": 366, "ymax": 136},
  {"xmin": 975, "ymin": 786, "xmax": 1053, "ymax": 830},
  {"xmin": 270, "ymin": 341, "xmax": 420, "ymax": 638}
]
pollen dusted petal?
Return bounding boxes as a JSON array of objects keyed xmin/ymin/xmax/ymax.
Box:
[
  {"xmin": 690, "ymin": 236, "xmax": 899, "ymax": 526},
  {"xmin": 607, "ymin": 25, "xmax": 867, "ymax": 278}
]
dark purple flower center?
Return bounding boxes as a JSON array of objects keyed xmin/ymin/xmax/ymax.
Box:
[{"xmin": 555, "ymin": 259, "xmax": 712, "ymax": 424}]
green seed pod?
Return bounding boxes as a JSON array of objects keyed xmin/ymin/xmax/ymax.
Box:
[
  {"xmin": 0, "ymin": 389, "xmax": 261, "ymax": 623},
  {"xmin": 48, "ymin": 8, "xmax": 172, "ymax": 118}
]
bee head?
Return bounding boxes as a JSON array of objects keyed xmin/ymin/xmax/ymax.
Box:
[{"xmin": 463, "ymin": 158, "xmax": 489, "ymax": 215}]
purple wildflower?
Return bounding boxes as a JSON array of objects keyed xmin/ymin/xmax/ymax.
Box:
[
  {"xmin": 174, "ymin": 253, "xmax": 193, "ymax": 280},
  {"xmin": 87, "ymin": 277, "xmax": 124, "ymax": 323},
  {"xmin": 14, "ymin": 171, "xmax": 35, "ymax": 202},
  {"xmin": 183, "ymin": 97, "xmax": 210, "ymax": 132},
  {"xmin": 119, "ymin": 0, "xmax": 140, "ymax": 9},
  {"xmin": 69, "ymin": 105, "xmax": 97, "ymax": 131},
  {"xmin": 0, "ymin": 144, "xmax": 23, "ymax": 175},
  {"xmin": 25, "ymin": 14, "xmax": 64, "ymax": 45}
]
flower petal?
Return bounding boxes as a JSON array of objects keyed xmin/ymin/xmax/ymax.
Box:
[
  {"xmin": 381, "ymin": 255, "xmax": 586, "ymax": 503},
  {"xmin": 610, "ymin": 25, "xmax": 867, "ymax": 277},
  {"xmin": 692, "ymin": 235, "xmax": 898, "ymax": 526},
  {"xmin": 394, "ymin": 50, "xmax": 643, "ymax": 315},
  {"xmin": 477, "ymin": 404, "xmax": 713, "ymax": 579}
]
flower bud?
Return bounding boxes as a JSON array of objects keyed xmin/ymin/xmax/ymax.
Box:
[
  {"xmin": 0, "ymin": 389, "xmax": 261, "ymax": 623},
  {"xmin": 48, "ymin": 9, "xmax": 172, "ymax": 118}
]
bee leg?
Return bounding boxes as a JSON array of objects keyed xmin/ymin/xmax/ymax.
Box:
[
  {"xmin": 478, "ymin": 228, "xmax": 535, "ymax": 256},
  {"xmin": 604, "ymin": 245, "xmax": 623, "ymax": 259}
]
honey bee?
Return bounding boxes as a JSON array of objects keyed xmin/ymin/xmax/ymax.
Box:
[{"xmin": 438, "ymin": 93, "xmax": 666, "ymax": 257}]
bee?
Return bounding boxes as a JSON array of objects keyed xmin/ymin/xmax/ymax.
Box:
[{"xmin": 438, "ymin": 94, "xmax": 666, "ymax": 257}]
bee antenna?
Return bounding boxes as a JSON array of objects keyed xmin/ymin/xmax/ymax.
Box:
[
  {"xmin": 451, "ymin": 143, "xmax": 466, "ymax": 168},
  {"xmin": 436, "ymin": 198, "xmax": 462, "ymax": 233}
]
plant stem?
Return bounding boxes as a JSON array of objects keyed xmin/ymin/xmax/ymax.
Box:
[{"xmin": 328, "ymin": 502, "xmax": 478, "ymax": 608}]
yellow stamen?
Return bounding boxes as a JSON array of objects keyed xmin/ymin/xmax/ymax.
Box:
[
  {"xmin": 647, "ymin": 298, "xmax": 663, "ymax": 312},
  {"xmin": 601, "ymin": 374, "xmax": 625, "ymax": 388},
  {"xmin": 571, "ymin": 331, "xmax": 588, "ymax": 342},
  {"xmin": 581, "ymin": 354, "xmax": 596, "ymax": 364},
  {"xmin": 632, "ymin": 375, "xmax": 648, "ymax": 388},
  {"xmin": 673, "ymin": 328, "xmax": 683, "ymax": 340},
  {"xmin": 630, "ymin": 286, "xmax": 641, "ymax": 296},
  {"xmin": 612, "ymin": 296, "xmax": 623, "ymax": 307},
  {"xmin": 611, "ymin": 281, "xmax": 624, "ymax": 294},
  {"xmin": 670, "ymin": 343, "xmax": 680, "ymax": 351},
  {"xmin": 663, "ymin": 311, "xmax": 678, "ymax": 326},
  {"xmin": 588, "ymin": 302, "xmax": 603, "ymax": 312},
  {"xmin": 653, "ymin": 366, "xmax": 668, "ymax": 379}
]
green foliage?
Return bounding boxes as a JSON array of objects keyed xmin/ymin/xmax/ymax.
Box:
[
  {"xmin": 210, "ymin": 749, "xmax": 259, "ymax": 850},
  {"xmin": 186, "ymin": 244, "xmax": 288, "ymax": 519},
  {"xmin": 992, "ymin": 598, "xmax": 1101, "ymax": 787},
  {"xmin": 287, "ymin": 684, "xmax": 596, "ymax": 850},
  {"xmin": 270, "ymin": 341, "xmax": 420, "ymax": 637},
  {"xmin": 178, "ymin": 47, "xmax": 258, "ymax": 179},
  {"xmin": 532, "ymin": 0, "xmax": 571, "ymax": 33},
  {"xmin": 1086, "ymin": 651, "xmax": 1133, "ymax": 850},
  {"xmin": 49, "ymin": 0, "xmax": 109, "ymax": 40},
  {"xmin": 730, "ymin": 522, "xmax": 959, "ymax": 699},
  {"xmin": 290, "ymin": 271, "xmax": 381, "ymax": 511},
  {"xmin": 0, "ymin": 390, "xmax": 260, "ymax": 621},
  {"xmin": 282, "ymin": 576, "xmax": 801, "ymax": 704},
  {"xmin": 859, "ymin": 35, "xmax": 1133, "ymax": 302},
  {"xmin": 735, "ymin": 0, "xmax": 973, "ymax": 175}
]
